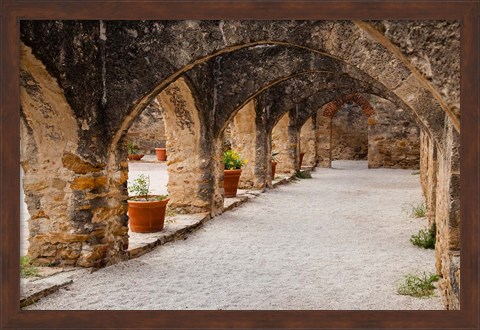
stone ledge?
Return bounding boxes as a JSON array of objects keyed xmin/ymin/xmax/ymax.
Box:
[
  {"xmin": 127, "ymin": 212, "xmax": 210, "ymax": 258},
  {"xmin": 272, "ymin": 174, "xmax": 295, "ymax": 187},
  {"xmin": 20, "ymin": 267, "xmax": 93, "ymax": 307}
]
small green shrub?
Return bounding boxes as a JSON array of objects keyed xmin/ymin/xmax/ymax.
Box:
[
  {"xmin": 223, "ymin": 149, "xmax": 247, "ymax": 170},
  {"xmin": 128, "ymin": 174, "xmax": 168, "ymax": 201},
  {"xmin": 127, "ymin": 141, "xmax": 138, "ymax": 155},
  {"xmin": 295, "ymin": 170, "xmax": 312, "ymax": 179},
  {"xmin": 397, "ymin": 272, "xmax": 440, "ymax": 297},
  {"xmin": 20, "ymin": 256, "xmax": 40, "ymax": 278},
  {"xmin": 410, "ymin": 223, "xmax": 436, "ymax": 249},
  {"xmin": 166, "ymin": 207, "xmax": 176, "ymax": 217},
  {"xmin": 411, "ymin": 170, "xmax": 420, "ymax": 175},
  {"xmin": 411, "ymin": 203, "xmax": 427, "ymax": 218}
]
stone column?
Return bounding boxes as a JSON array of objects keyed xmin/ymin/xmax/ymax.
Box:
[
  {"xmin": 157, "ymin": 78, "xmax": 216, "ymax": 214},
  {"xmin": 21, "ymin": 44, "xmax": 127, "ymax": 267},
  {"xmin": 230, "ymin": 100, "xmax": 267, "ymax": 190},
  {"xmin": 300, "ymin": 116, "xmax": 317, "ymax": 167},
  {"xmin": 253, "ymin": 100, "xmax": 270, "ymax": 189},
  {"xmin": 315, "ymin": 111, "xmax": 332, "ymax": 168},
  {"xmin": 272, "ymin": 112, "xmax": 297, "ymax": 174},
  {"xmin": 419, "ymin": 130, "xmax": 438, "ymax": 227},
  {"xmin": 434, "ymin": 118, "xmax": 460, "ymax": 310}
]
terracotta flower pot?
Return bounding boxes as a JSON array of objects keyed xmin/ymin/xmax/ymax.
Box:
[
  {"xmin": 271, "ymin": 161, "xmax": 278, "ymax": 180},
  {"xmin": 223, "ymin": 169, "xmax": 242, "ymax": 198},
  {"xmin": 299, "ymin": 152, "xmax": 305, "ymax": 167},
  {"xmin": 127, "ymin": 197, "xmax": 169, "ymax": 233},
  {"xmin": 155, "ymin": 148, "xmax": 167, "ymax": 161},
  {"xmin": 128, "ymin": 154, "xmax": 144, "ymax": 161}
]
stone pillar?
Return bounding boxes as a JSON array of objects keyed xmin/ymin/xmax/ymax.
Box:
[
  {"xmin": 419, "ymin": 130, "xmax": 438, "ymax": 227},
  {"xmin": 434, "ymin": 118, "xmax": 460, "ymax": 310},
  {"xmin": 253, "ymin": 100, "xmax": 270, "ymax": 189},
  {"xmin": 21, "ymin": 44, "xmax": 127, "ymax": 267},
  {"xmin": 229, "ymin": 101, "xmax": 267, "ymax": 189},
  {"xmin": 315, "ymin": 111, "xmax": 332, "ymax": 168},
  {"xmin": 272, "ymin": 112, "xmax": 297, "ymax": 174},
  {"xmin": 300, "ymin": 116, "xmax": 317, "ymax": 167},
  {"xmin": 157, "ymin": 78, "xmax": 214, "ymax": 214},
  {"xmin": 210, "ymin": 137, "xmax": 225, "ymax": 216},
  {"xmin": 419, "ymin": 131, "xmax": 429, "ymax": 195}
]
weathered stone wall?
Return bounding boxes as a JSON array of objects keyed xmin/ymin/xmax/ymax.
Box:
[
  {"xmin": 419, "ymin": 130, "xmax": 437, "ymax": 226},
  {"xmin": 126, "ymin": 101, "xmax": 166, "ymax": 154},
  {"xmin": 433, "ymin": 119, "xmax": 460, "ymax": 310},
  {"xmin": 20, "ymin": 20, "xmax": 453, "ymax": 152},
  {"xmin": 331, "ymin": 104, "xmax": 368, "ymax": 160},
  {"xmin": 316, "ymin": 95, "xmax": 420, "ymax": 169},
  {"xmin": 315, "ymin": 112, "xmax": 331, "ymax": 168},
  {"xmin": 230, "ymin": 101, "xmax": 257, "ymax": 189},
  {"xmin": 21, "ymin": 43, "xmax": 128, "ymax": 267},
  {"xmin": 371, "ymin": 21, "xmax": 460, "ymax": 118},
  {"xmin": 299, "ymin": 117, "xmax": 317, "ymax": 167},
  {"xmin": 272, "ymin": 113, "xmax": 296, "ymax": 174},
  {"xmin": 157, "ymin": 78, "xmax": 211, "ymax": 214},
  {"xmin": 367, "ymin": 97, "xmax": 420, "ymax": 169}
]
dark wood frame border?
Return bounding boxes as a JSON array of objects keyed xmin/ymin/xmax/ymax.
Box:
[{"xmin": 1, "ymin": 1, "xmax": 478, "ymax": 329}]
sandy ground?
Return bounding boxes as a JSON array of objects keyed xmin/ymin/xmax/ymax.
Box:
[{"xmin": 24, "ymin": 161, "xmax": 442, "ymax": 310}]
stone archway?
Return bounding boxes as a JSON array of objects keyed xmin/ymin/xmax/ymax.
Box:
[
  {"xmin": 156, "ymin": 78, "xmax": 216, "ymax": 214},
  {"xmin": 19, "ymin": 22, "xmax": 460, "ymax": 310},
  {"xmin": 320, "ymin": 94, "xmax": 375, "ymax": 166}
]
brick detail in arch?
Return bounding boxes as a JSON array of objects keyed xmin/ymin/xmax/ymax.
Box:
[{"xmin": 323, "ymin": 94, "xmax": 376, "ymax": 118}]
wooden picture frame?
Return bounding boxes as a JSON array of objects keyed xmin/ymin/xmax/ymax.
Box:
[{"xmin": 1, "ymin": 1, "xmax": 478, "ymax": 329}]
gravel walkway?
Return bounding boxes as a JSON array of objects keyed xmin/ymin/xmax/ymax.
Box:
[{"xmin": 25, "ymin": 161, "xmax": 443, "ymax": 310}]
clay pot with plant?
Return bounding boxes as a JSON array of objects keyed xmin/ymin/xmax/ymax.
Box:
[
  {"xmin": 271, "ymin": 152, "xmax": 279, "ymax": 180},
  {"xmin": 128, "ymin": 174, "xmax": 169, "ymax": 233},
  {"xmin": 223, "ymin": 149, "xmax": 247, "ymax": 198},
  {"xmin": 155, "ymin": 147, "xmax": 167, "ymax": 161},
  {"xmin": 127, "ymin": 141, "xmax": 144, "ymax": 161}
]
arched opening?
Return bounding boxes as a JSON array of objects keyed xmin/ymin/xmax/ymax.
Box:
[{"xmin": 321, "ymin": 94, "xmax": 375, "ymax": 167}]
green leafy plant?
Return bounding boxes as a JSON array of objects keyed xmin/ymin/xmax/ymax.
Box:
[
  {"xmin": 223, "ymin": 149, "xmax": 247, "ymax": 170},
  {"xmin": 410, "ymin": 223, "xmax": 436, "ymax": 249},
  {"xmin": 128, "ymin": 174, "xmax": 167, "ymax": 201},
  {"xmin": 397, "ymin": 272, "xmax": 440, "ymax": 297},
  {"xmin": 166, "ymin": 207, "xmax": 176, "ymax": 217},
  {"xmin": 127, "ymin": 141, "xmax": 139, "ymax": 155},
  {"xmin": 20, "ymin": 256, "xmax": 40, "ymax": 278},
  {"xmin": 295, "ymin": 170, "xmax": 312, "ymax": 179},
  {"xmin": 411, "ymin": 170, "xmax": 420, "ymax": 175},
  {"xmin": 411, "ymin": 203, "xmax": 427, "ymax": 218},
  {"xmin": 165, "ymin": 207, "xmax": 177, "ymax": 223}
]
